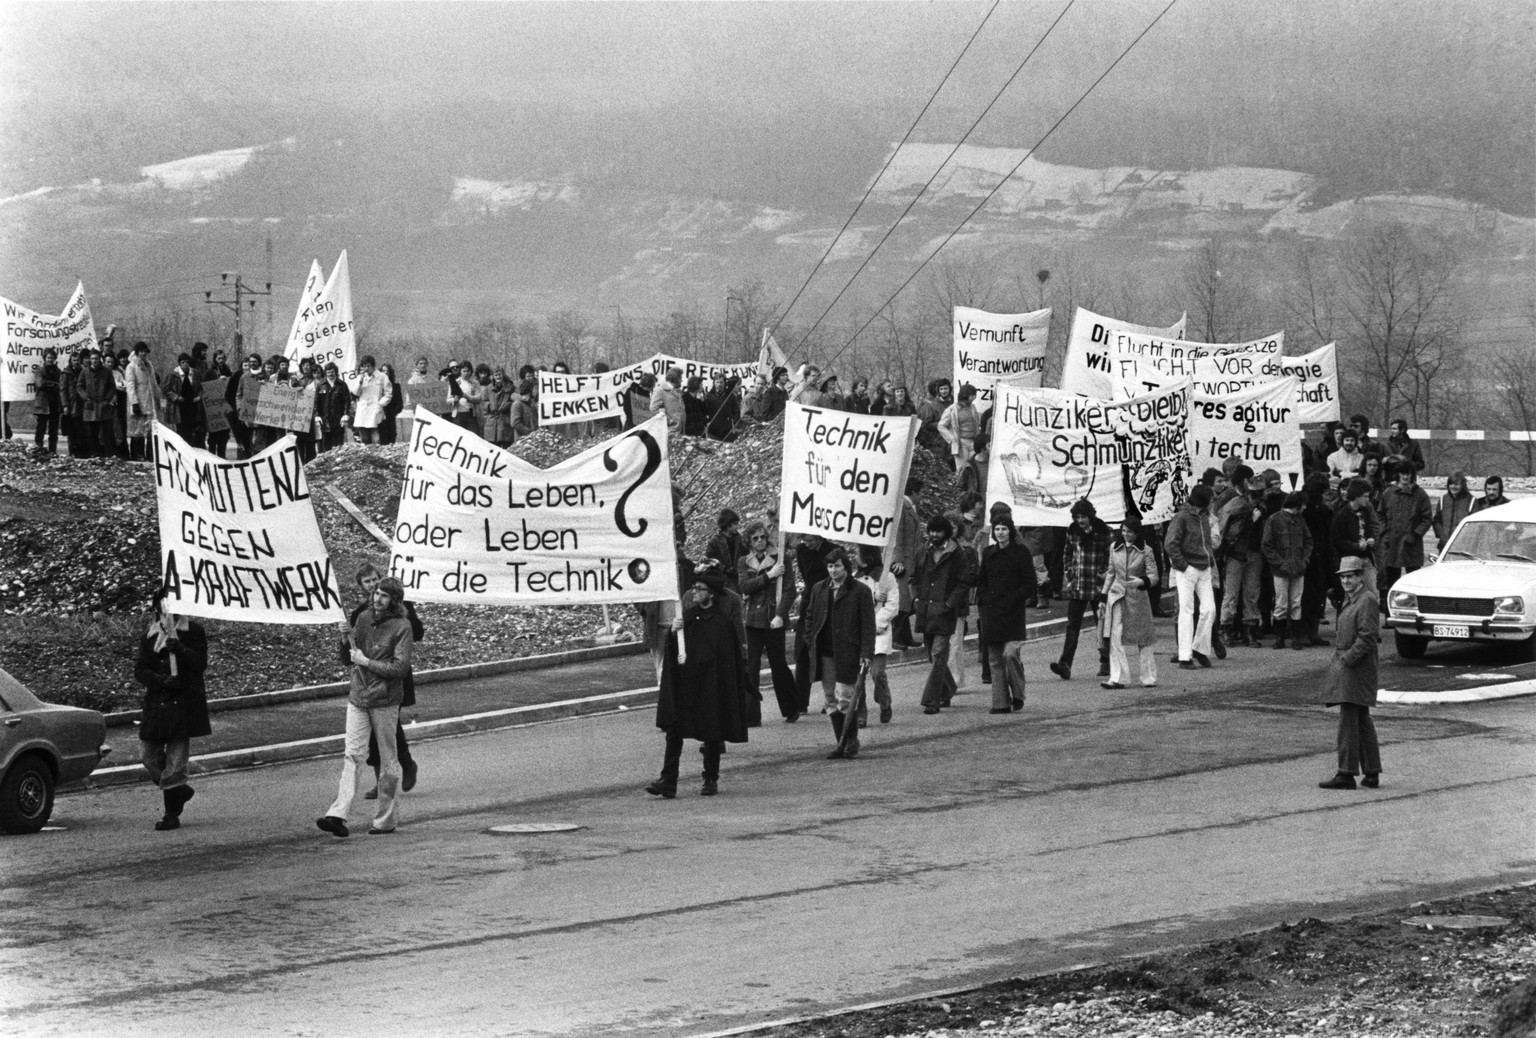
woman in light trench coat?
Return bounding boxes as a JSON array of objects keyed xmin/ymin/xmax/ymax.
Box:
[{"xmin": 1100, "ymin": 513, "xmax": 1159, "ymax": 689}]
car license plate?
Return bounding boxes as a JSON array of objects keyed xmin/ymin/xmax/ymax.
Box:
[{"xmin": 1433, "ymin": 625, "xmax": 1470, "ymax": 639}]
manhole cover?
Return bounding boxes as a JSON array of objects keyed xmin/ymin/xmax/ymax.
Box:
[
  {"xmin": 1402, "ymin": 914, "xmax": 1510, "ymax": 930},
  {"xmin": 485, "ymin": 823, "xmax": 586, "ymax": 835}
]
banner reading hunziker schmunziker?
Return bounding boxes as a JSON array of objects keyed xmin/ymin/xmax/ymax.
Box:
[
  {"xmin": 985, "ymin": 383, "xmax": 1125, "ymax": 529},
  {"xmin": 392, "ymin": 408, "xmax": 679, "ymax": 606},
  {"xmin": 152, "ymin": 422, "xmax": 347, "ymax": 624},
  {"xmin": 779, "ymin": 401, "xmax": 919, "ymax": 549}
]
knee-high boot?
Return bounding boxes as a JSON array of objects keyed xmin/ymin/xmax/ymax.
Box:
[{"xmin": 827, "ymin": 711, "xmax": 846, "ymax": 759}]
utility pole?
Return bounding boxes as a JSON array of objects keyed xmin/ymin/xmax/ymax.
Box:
[
  {"xmin": 205, "ymin": 272, "xmax": 271, "ymax": 356},
  {"xmin": 264, "ymin": 232, "xmax": 275, "ymax": 351}
]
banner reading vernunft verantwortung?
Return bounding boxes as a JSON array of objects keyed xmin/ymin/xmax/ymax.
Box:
[
  {"xmin": 779, "ymin": 401, "xmax": 919, "ymax": 549},
  {"xmin": 153, "ymin": 423, "xmax": 346, "ymax": 623},
  {"xmin": 284, "ymin": 252, "xmax": 357, "ymax": 385},
  {"xmin": 1, "ymin": 283, "xmax": 97, "ymax": 406},
  {"xmin": 392, "ymin": 408, "xmax": 678, "ymax": 606},
  {"xmin": 1190, "ymin": 377, "xmax": 1304, "ymax": 486},
  {"xmin": 1108, "ymin": 379, "xmax": 1193, "ymax": 525},
  {"xmin": 984, "ymin": 384, "xmax": 1125, "ymax": 528},
  {"xmin": 1110, "ymin": 331, "xmax": 1285, "ymax": 399},
  {"xmin": 1059, "ymin": 307, "xmax": 1187, "ymax": 399},
  {"xmin": 952, "ymin": 305, "xmax": 1051, "ymax": 415},
  {"xmin": 1270, "ymin": 343, "xmax": 1340, "ymax": 424}
]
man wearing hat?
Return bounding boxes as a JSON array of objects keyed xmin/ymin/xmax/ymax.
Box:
[
  {"xmin": 317, "ymin": 576, "xmax": 413, "ymax": 837},
  {"xmin": 1262, "ymin": 491, "xmax": 1313, "ymax": 649},
  {"xmin": 1319, "ymin": 556, "xmax": 1382, "ymax": 790},
  {"xmin": 648, "ymin": 566, "xmax": 750, "ymax": 797}
]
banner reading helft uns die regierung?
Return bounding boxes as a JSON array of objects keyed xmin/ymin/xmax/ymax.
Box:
[
  {"xmin": 779, "ymin": 402, "xmax": 919, "ymax": 550},
  {"xmin": 153, "ymin": 423, "xmax": 347, "ymax": 624},
  {"xmin": 392, "ymin": 408, "xmax": 679, "ymax": 606}
]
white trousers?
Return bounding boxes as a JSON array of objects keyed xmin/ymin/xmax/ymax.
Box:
[
  {"xmin": 327, "ymin": 703, "xmax": 401, "ymax": 831},
  {"xmin": 1174, "ymin": 566, "xmax": 1215, "ymax": 661}
]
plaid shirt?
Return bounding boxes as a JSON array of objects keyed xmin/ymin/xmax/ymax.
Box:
[{"xmin": 1062, "ymin": 520, "xmax": 1112, "ymax": 600}]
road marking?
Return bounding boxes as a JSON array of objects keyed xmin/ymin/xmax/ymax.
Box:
[
  {"xmin": 1458, "ymin": 672, "xmax": 1516, "ymax": 680},
  {"xmin": 1379, "ymin": 679, "xmax": 1536, "ymax": 704}
]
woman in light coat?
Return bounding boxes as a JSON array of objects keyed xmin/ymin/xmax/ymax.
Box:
[
  {"xmin": 1101, "ymin": 514, "xmax": 1158, "ymax": 689},
  {"xmin": 854, "ymin": 544, "xmax": 900, "ymax": 725},
  {"xmin": 350, "ymin": 354, "xmax": 389, "ymax": 444}
]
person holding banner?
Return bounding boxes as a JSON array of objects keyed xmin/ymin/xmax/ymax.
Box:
[
  {"xmin": 649, "ymin": 567, "xmax": 750, "ymax": 798},
  {"xmin": 1165, "ymin": 485, "xmax": 1218, "ymax": 670},
  {"xmin": 914, "ymin": 515, "xmax": 974, "ymax": 714},
  {"xmin": 804, "ymin": 548, "xmax": 875, "ymax": 759},
  {"xmin": 1049, "ymin": 500, "xmax": 1113, "ymax": 682},
  {"xmin": 317, "ymin": 576, "xmax": 413, "ymax": 838},
  {"xmin": 938, "ymin": 384, "xmax": 981, "ymax": 470},
  {"xmin": 31, "ymin": 348, "xmax": 63, "ymax": 455},
  {"xmin": 134, "ymin": 585, "xmax": 210, "ymax": 831},
  {"xmin": 738, "ymin": 523, "xmax": 798, "ymax": 723}
]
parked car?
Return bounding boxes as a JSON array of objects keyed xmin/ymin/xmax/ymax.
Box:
[
  {"xmin": 1386, "ymin": 498, "xmax": 1536, "ymax": 659},
  {"xmin": 0, "ymin": 666, "xmax": 110, "ymax": 833}
]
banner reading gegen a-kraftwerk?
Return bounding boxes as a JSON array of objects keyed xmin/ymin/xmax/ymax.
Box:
[
  {"xmin": 951, "ymin": 305, "xmax": 1050, "ymax": 415},
  {"xmin": 1059, "ymin": 307, "xmax": 1188, "ymax": 399},
  {"xmin": 779, "ymin": 401, "xmax": 919, "ymax": 548},
  {"xmin": 153, "ymin": 422, "xmax": 346, "ymax": 624},
  {"xmin": 392, "ymin": 408, "xmax": 678, "ymax": 606},
  {"xmin": 985, "ymin": 383, "xmax": 1125, "ymax": 528}
]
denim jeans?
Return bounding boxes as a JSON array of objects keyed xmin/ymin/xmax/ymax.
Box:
[
  {"xmin": 327, "ymin": 704, "xmax": 401, "ymax": 831},
  {"xmin": 141, "ymin": 738, "xmax": 190, "ymax": 790}
]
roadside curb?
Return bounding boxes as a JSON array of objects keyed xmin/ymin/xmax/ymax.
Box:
[
  {"xmin": 1379, "ymin": 679, "xmax": 1536, "ymax": 704},
  {"xmin": 82, "ymin": 615, "xmax": 1074, "ymax": 790},
  {"xmin": 103, "ymin": 638, "xmax": 647, "ymax": 728}
]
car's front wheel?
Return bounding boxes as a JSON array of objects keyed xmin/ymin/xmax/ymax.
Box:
[
  {"xmin": 0, "ymin": 754, "xmax": 56, "ymax": 834},
  {"xmin": 1394, "ymin": 630, "xmax": 1429, "ymax": 660}
]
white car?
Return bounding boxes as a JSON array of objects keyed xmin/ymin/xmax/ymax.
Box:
[{"xmin": 1386, "ymin": 498, "xmax": 1536, "ymax": 659}]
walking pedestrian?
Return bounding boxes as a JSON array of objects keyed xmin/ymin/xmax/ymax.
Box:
[
  {"xmin": 344, "ymin": 564, "xmax": 423, "ymax": 800},
  {"xmin": 647, "ymin": 567, "xmax": 750, "ymax": 797},
  {"xmin": 1101, "ymin": 514, "xmax": 1158, "ymax": 689},
  {"xmin": 854, "ymin": 544, "xmax": 900, "ymax": 724},
  {"xmin": 1165, "ymin": 484, "xmax": 1218, "ymax": 669},
  {"xmin": 317, "ymin": 576, "xmax": 413, "ymax": 837},
  {"xmin": 1049, "ymin": 499, "xmax": 1112, "ymax": 680},
  {"xmin": 889, "ymin": 477, "xmax": 924, "ymax": 649},
  {"xmin": 1262, "ymin": 492, "xmax": 1313, "ymax": 650},
  {"xmin": 914, "ymin": 515, "xmax": 974, "ymax": 713},
  {"xmin": 804, "ymin": 547, "xmax": 876, "ymax": 759},
  {"xmin": 134, "ymin": 586, "xmax": 210, "ymax": 831},
  {"xmin": 1318, "ymin": 556, "xmax": 1382, "ymax": 790},
  {"xmin": 977, "ymin": 513, "xmax": 1035, "ymax": 709},
  {"xmin": 738, "ymin": 522, "xmax": 798, "ymax": 722}
]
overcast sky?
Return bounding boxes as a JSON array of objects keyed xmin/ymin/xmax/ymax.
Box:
[{"xmin": 4, "ymin": 1, "xmax": 1530, "ymax": 136}]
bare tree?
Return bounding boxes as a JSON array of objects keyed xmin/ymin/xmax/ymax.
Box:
[
  {"xmin": 724, "ymin": 280, "xmax": 782, "ymax": 364},
  {"xmin": 547, "ymin": 309, "xmax": 592, "ymax": 369},
  {"xmin": 1284, "ymin": 240, "xmax": 1342, "ymax": 347},
  {"xmin": 1489, "ymin": 338, "xmax": 1536, "ymax": 476},
  {"xmin": 1182, "ymin": 237, "xmax": 1255, "ymax": 343},
  {"xmin": 1339, "ymin": 222, "xmax": 1460, "ymax": 427}
]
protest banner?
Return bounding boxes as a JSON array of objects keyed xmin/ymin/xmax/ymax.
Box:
[
  {"xmin": 985, "ymin": 383, "xmax": 1125, "ymax": 528},
  {"xmin": 1059, "ymin": 308, "xmax": 1187, "ymax": 399},
  {"xmin": 201, "ymin": 377, "xmax": 230, "ymax": 434},
  {"xmin": 152, "ymin": 422, "xmax": 346, "ymax": 623},
  {"xmin": 391, "ymin": 409, "xmax": 679, "ymax": 607},
  {"xmin": 1190, "ymin": 377, "xmax": 1304, "ymax": 485},
  {"xmin": 1271, "ymin": 343, "xmax": 1340, "ymax": 424},
  {"xmin": 952, "ymin": 305, "xmax": 1050, "ymax": 414},
  {"xmin": 1108, "ymin": 379, "xmax": 1194, "ymax": 525},
  {"xmin": 537, "ymin": 368, "xmax": 633, "ymax": 425},
  {"xmin": 284, "ymin": 252, "xmax": 357, "ymax": 385},
  {"xmin": 237, "ymin": 379, "xmax": 261, "ymax": 426},
  {"xmin": 649, "ymin": 353, "xmax": 759, "ymax": 385},
  {"xmin": 254, "ymin": 382, "xmax": 316, "ymax": 433},
  {"xmin": 779, "ymin": 401, "xmax": 919, "ymax": 548},
  {"xmin": 1, "ymin": 283, "xmax": 97, "ymax": 406},
  {"xmin": 758, "ymin": 329, "xmax": 787, "ymax": 380},
  {"xmin": 1110, "ymin": 332, "xmax": 1285, "ymax": 399}
]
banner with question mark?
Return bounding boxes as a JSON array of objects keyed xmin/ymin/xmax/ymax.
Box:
[{"xmin": 390, "ymin": 408, "xmax": 679, "ymax": 607}]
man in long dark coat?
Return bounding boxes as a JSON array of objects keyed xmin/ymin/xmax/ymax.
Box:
[
  {"xmin": 1319, "ymin": 555, "xmax": 1382, "ymax": 790},
  {"xmin": 648, "ymin": 568, "xmax": 749, "ymax": 798},
  {"xmin": 805, "ymin": 548, "xmax": 876, "ymax": 759}
]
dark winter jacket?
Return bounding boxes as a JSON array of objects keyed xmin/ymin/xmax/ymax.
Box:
[
  {"xmin": 134, "ymin": 621, "xmax": 211, "ymax": 742},
  {"xmin": 976, "ymin": 540, "xmax": 1037, "ymax": 643},
  {"xmin": 31, "ymin": 362, "xmax": 62, "ymax": 416},
  {"xmin": 912, "ymin": 539, "xmax": 974, "ymax": 637},
  {"xmin": 1331, "ymin": 503, "xmax": 1374, "ymax": 563},
  {"xmin": 348, "ymin": 603, "xmax": 413, "ymax": 709},
  {"xmin": 347, "ymin": 600, "xmax": 423, "ymax": 708},
  {"xmin": 805, "ymin": 576, "xmax": 877, "ymax": 684},
  {"xmin": 313, "ymin": 379, "xmax": 353, "ymax": 434},
  {"xmin": 1433, "ymin": 488, "xmax": 1474, "ymax": 545},
  {"xmin": 1261, "ymin": 509, "xmax": 1313, "ymax": 578},
  {"xmin": 1380, "ymin": 481, "xmax": 1433, "ymax": 569},
  {"xmin": 1383, "ymin": 434, "xmax": 1425, "ymax": 474},
  {"xmin": 737, "ymin": 551, "xmax": 793, "ymax": 629},
  {"xmin": 1164, "ymin": 504, "xmax": 1215, "ymax": 572},
  {"xmin": 657, "ymin": 604, "xmax": 749, "ymax": 743}
]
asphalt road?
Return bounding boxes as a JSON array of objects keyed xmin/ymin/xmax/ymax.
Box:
[{"xmin": 2, "ymin": 631, "xmax": 1534, "ymax": 1038}]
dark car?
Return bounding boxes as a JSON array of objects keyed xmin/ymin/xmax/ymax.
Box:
[{"xmin": 0, "ymin": 666, "xmax": 110, "ymax": 833}]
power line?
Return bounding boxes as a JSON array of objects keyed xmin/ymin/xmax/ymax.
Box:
[
  {"xmin": 769, "ymin": 0, "xmax": 1003, "ymax": 340},
  {"xmin": 783, "ymin": 0, "xmax": 1078, "ymax": 363},
  {"xmin": 819, "ymin": 0, "xmax": 1181, "ymax": 374}
]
